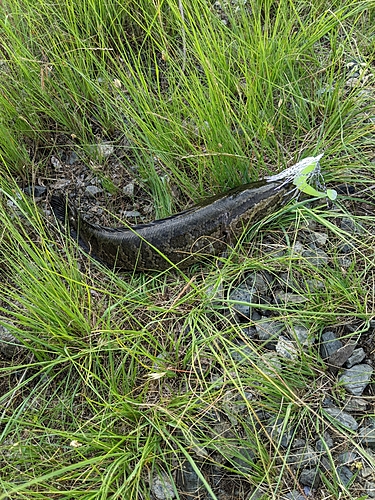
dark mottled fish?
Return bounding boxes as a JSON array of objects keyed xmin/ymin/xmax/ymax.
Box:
[{"xmin": 51, "ymin": 156, "xmax": 325, "ymax": 271}]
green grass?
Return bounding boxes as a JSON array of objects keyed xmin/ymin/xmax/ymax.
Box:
[{"xmin": 1, "ymin": 0, "xmax": 375, "ymax": 498}]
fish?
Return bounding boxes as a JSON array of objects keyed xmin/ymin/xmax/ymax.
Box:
[{"xmin": 50, "ymin": 155, "xmax": 325, "ymax": 271}]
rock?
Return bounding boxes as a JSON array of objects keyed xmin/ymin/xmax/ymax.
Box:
[
  {"xmin": 245, "ymin": 271, "xmax": 272, "ymax": 293},
  {"xmin": 320, "ymin": 332, "xmax": 355, "ymax": 368},
  {"xmin": 307, "ymin": 231, "xmax": 328, "ymax": 247},
  {"xmin": 222, "ymin": 388, "xmax": 253, "ymax": 425},
  {"xmin": 121, "ymin": 210, "xmax": 141, "ymax": 218},
  {"xmin": 229, "ymin": 341, "xmax": 253, "ymax": 365},
  {"xmin": 361, "ymin": 466, "xmax": 373, "ymax": 478},
  {"xmin": 359, "ymin": 422, "xmax": 375, "ymax": 448},
  {"xmin": 50, "ymin": 155, "xmax": 63, "ymax": 169},
  {"xmin": 320, "ymin": 331, "xmax": 343, "ymax": 359},
  {"xmin": 291, "ymin": 324, "xmax": 314, "ymax": 347},
  {"xmin": 287, "ymin": 444, "xmax": 319, "ymax": 468},
  {"xmin": 66, "ymin": 150, "xmax": 78, "ymax": 165},
  {"xmin": 328, "ymin": 342, "xmax": 356, "ymax": 369},
  {"xmin": 275, "ymin": 292, "xmax": 307, "ymax": 304},
  {"xmin": 229, "ymin": 283, "xmax": 255, "ymax": 320},
  {"xmin": 302, "ymin": 247, "xmax": 329, "ymax": 267},
  {"xmin": 306, "ymin": 278, "xmax": 325, "ymax": 291},
  {"xmin": 343, "ymin": 397, "xmax": 368, "ymax": 413},
  {"xmin": 339, "ymin": 242, "xmax": 354, "ymax": 254},
  {"xmin": 324, "ymin": 407, "xmax": 359, "ymax": 431},
  {"xmin": 256, "ymin": 352, "xmax": 282, "ymax": 376},
  {"xmin": 97, "ymin": 142, "xmax": 115, "ymax": 157},
  {"xmin": 341, "ymin": 217, "xmax": 358, "ymax": 233},
  {"xmin": 315, "ymin": 432, "xmax": 334, "ymax": 453},
  {"xmin": 23, "ymin": 185, "xmax": 47, "ymax": 197},
  {"xmin": 299, "ymin": 467, "xmax": 320, "ymax": 488},
  {"xmin": 346, "ymin": 348, "xmax": 366, "ymax": 368},
  {"xmin": 255, "ymin": 319, "xmax": 284, "ymax": 345},
  {"xmin": 177, "ymin": 461, "xmax": 203, "ymax": 495},
  {"xmin": 248, "ymin": 486, "xmax": 269, "ymax": 499},
  {"xmin": 266, "ymin": 418, "xmax": 294, "ymax": 448},
  {"xmin": 241, "ymin": 325, "xmax": 257, "ymax": 339},
  {"xmin": 336, "ymin": 465, "xmax": 354, "ymax": 486},
  {"xmin": 339, "ymin": 364, "xmax": 373, "ymax": 396},
  {"xmin": 291, "ymin": 241, "xmax": 305, "ymax": 255},
  {"xmin": 122, "ymin": 182, "xmax": 135, "ymax": 197},
  {"xmin": 338, "ymin": 255, "xmax": 352, "ymax": 269},
  {"xmin": 276, "ymin": 336, "xmax": 298, "ymax": 360},
  {"xmin": 292, "ymin": 438, "xmax": 306, "ymax": 450},
  {"xmin": 231, "ymin": 446, "xmax": 255, "ymax": 473},
  {"xmin": 364, "ymin": 481, "xmax": 375, "ymax": 498},
  {"xmin": 151, "ymin": 473, "xmax": 175, "ymax": 500},
  {"xmin": 85, "ymin": 185, "xmax": 103, "ymax": 197},
  {"xmin": 284, "ymin": 491, "xmax": 305, "ymax": 500},
  {"xmin": 337, "ymin": 451, "xmax": 358, "ymax": 465}
]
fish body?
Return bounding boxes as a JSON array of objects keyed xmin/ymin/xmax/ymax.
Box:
[
  {"xmin": 51, "ymin": 179, "xmax": 292, "ymax": 270},
  {"xmin": 51, "ymin": 155, "xmax": 329, "ymax": 270}
]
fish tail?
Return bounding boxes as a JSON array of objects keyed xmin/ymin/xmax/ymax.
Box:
[
  {"xmin": 50, "ymin": 195, "xmax": 91, "ymax": 254},
  {"xmin": 50, "ymin": 195, "xmax": 70, "ymax": 223}
]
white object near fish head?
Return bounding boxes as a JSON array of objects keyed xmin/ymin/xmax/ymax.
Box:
[{"xmin": 266, "ymin": 154, "xmax": 337, "ymax": 200}]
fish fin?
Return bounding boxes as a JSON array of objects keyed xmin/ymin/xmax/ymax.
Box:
[{"xmin": 50, "ymin": 195, "xmax": 69, "ymax": 223}]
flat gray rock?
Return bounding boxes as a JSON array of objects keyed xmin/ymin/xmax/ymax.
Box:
[
  {"xmin": 346, "ymin": 347, "xmax": 366, "ymax": 368},
  {"xmin": 339, "ymin": 364, "xmax": 373, "ymax": 396},
  {"xmin": 320, "ymin": 331, "xmax": 342, "ymax": 359},
  {"xmin": 324, "ymin": 407, "xmax": 359, "ymax": 431}
]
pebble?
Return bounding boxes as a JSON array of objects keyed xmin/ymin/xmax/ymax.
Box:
[
  {"xmin": 343, "ymin": 396, "xmax": 368, "ymax": 413},
  {"xmin": 229, "ymin": 341, "xmax": 253, "ymax": 365},
  {"xmin": 275, "ymin": 292, "xmax": 307, "ymax": 304},
  {"xmin": 244, "ymin": 272, "xmax": 271, "ymax": 293},
  {"xmin": 66, "ymin": 150, "xmax": 78, "ymax": 165},
  {"xmin": 346, "ymin": 347, "xmax": 366, "ymax": 368},
  {"xmin": 299, "ymin": 467, "xmax": 321, "ymax": 488},
  {"xmin": 339, "ymin": 364, "xmax": 373, "ymax": 396},
  {"xmin": 307, "ymin": 230, "xmax": 328, "ymax": 247},
  {"xmin": 306, "ymin": 278, "xmax": 325, "ymax": 291},
  {"xmin": 324, "ymin": 406, "xmax": 359, "ymax": 431},
  {"xmin": 284, "ymin": 491, "xmax": 305, "ymax": 500},
  {"xmin": 341, "ymin": 217, "xmax": 359, "ymax": 233},
  {"xmin": 287, "ymin": 444, "xmax": 319, "ymax": 468},
  {"xmin": 177, "ymin": 461, "xmax": 203, "ymax": 495},
  {"xmin": 358, "ymin": 422, "xmax": 375, "ymax": 448},
  {"xmin": 338, "ymin": 451, "xmax": 358, "ymax": 465},
  {"xmin": 276, "ymin": 336, "xmax": 298, "ymax": 360},
  {"xmin": 320, "ymin": 331, "xmax": 343, "ymax": 359},
  {"xmin": 302, "ymin": 247, "xmax": 329, "ymax": 267},
  {"xmin": 266, "ymin": 418, "xmax": 294, "ymax": 448},
  {"xmin": 365, "ymin": 481, "xmax": 375, "ymax": 498},
  {"xmin": 328, "ymin": 342, "xmax": 356, "ymax": 368},
  {"xmin": 291, "ymin": 324, "xmax": 313, "ymax": 346},
  {"xmin": 97, "ymin": 142, "xmax": 115, "ymax": 157},
  {"xmin": 229, "ymin": 283, "xmax": 255, "ymax": 320},
  {"xmin": 151, "ymin": 474, "xmax": 175, "ymax": 500},
  {"xmin": 315, "ymin": 432, "xmax": 334, "ymax": 453},
  {"xmin": 257, "ymin": 351, "xmax": 282, "ymax": 376},
  {"xmin": 241, "ymin": 325, "xmax": 257, "ymax": 339},
  {"xmin": 23, "ymin": 185, "xmax": 47, "ymax": 198},
  {"xmin": 121, "ymin": 210, "xmax": 141, "ymax": 218},
  {"xmin": 122, "ymin": 182, "xmax": 135, "ymax": 197},
  {"xmin": 50, "ymin": 155, "xmax": 63, "ymax": 169},
  {"xmin": 255, "ymin": 318, "xmax": 284, "ymax": 344},
  {"xmin": 85, "ymin": 185, "xmax": 103, "ymax": 197},
  {"xmin": 336, "ymin": 465, "xmax": 354, "ymax": 486},
  {"xmin": 231, "ymin": 446, "xmax": 255, "ymax": 473}
]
